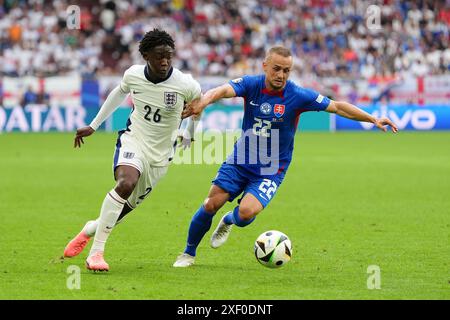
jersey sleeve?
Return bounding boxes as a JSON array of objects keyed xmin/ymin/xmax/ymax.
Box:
[
  {"xmin": 297, "ymin": 87, "xmax": 331, "ymax": 111},
  {"xmin": 184, "ymin": 75, "xmax": 202, "ymax": 103},
  {"xmin": 119, "ymin": 68, "xmax": 131, "ymax": 94},
  {"xmin": 228, "ymin": 75, "xmax": 251, "ymax": 97}
]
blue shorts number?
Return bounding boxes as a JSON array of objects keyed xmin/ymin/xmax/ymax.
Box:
[{"xmin": 258, "ymin": 179, "xmax": 277, "ymax": 200}]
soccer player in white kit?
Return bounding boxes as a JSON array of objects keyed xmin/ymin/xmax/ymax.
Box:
[{"xmin": 63, "ymin": 29, "xmax": 201, "ymax": 271}]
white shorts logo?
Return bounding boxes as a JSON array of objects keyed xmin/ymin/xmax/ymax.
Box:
[
  {"xmin": 316, "ymin": 94, "xmax": 324, "ymax": 103},
  {"xmin": 123, "ymin": 152, "xmax": 135, "ymax": 159}
]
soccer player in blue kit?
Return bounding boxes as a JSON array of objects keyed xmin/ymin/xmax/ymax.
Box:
[{"xmin": 173, "ymin": 46, "xmax": 398, "ymax": 267}]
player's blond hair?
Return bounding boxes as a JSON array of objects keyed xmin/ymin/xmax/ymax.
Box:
[{"xmin": 265, "ymin": 46, "xmax": 292, "ymax": 62}]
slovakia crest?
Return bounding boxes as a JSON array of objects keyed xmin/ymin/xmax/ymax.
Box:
[
  {"xmin": 274, "ymin": 104, "xmax": 285, "ymax": 118},
  {"xmin": 164, "ymin": 92, "xmax": 177, "ymax": 108}
]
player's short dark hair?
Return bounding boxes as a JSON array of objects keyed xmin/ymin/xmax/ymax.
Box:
[{"xmin": 138, "ymin": 28, "xmax": 175, "ymax": 56}]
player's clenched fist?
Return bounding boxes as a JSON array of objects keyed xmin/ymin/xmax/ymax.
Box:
[{"xmin": 74, "ymin": 126, "xmax": 95, "ymax": 148}]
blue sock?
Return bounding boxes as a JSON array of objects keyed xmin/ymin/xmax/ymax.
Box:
[
  {"xmin": 223, "ymin": 211, "xmax": 235, "ymax": 225},
  {"xmin": 184, "ymin": 205, "xmax": 214, "ymax": 256},
  {"xmin": 223, "ymin": 206, "xmax": 255, "ymax": 227}
]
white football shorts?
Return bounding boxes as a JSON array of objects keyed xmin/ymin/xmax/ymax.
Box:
[{"xmin": 112, "ymin": 131, "xmax": 169, "ymax": 208}]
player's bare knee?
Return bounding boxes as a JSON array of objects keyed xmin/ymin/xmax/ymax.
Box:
[
  {"xmin": 238, "ymin": 206, "xmax": 256, "ymax": 221},
  {"xmin": 203, "ymin": 198, "xmax": 219, "ymax": 214},
  {"xmin": 115, "ymin": 178, "xmax": 137, "ymax": 199}
]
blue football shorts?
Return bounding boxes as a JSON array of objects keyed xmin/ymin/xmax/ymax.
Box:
[{"xmin": 212, "ymin": 162, "xmax": 285, "ymax": 208}]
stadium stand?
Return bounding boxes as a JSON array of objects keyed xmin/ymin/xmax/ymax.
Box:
[{"xmin": 0, "ymin": 0, "xmax": 448, "ymax": 81}]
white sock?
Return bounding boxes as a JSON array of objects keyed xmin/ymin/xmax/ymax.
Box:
[
  {"xmin": 82, "ymin": 203, "xmax": 127, "ymax": 237},
  {"xmin": 83, "ymin": 212, "xmax": 126, "ymax": 237},
  {"xmin": 83, "ymin": 220, "xmax": 98, "ymax": 237},
  {"xmin": 89, "ymin": 189, "xmax": 126, "ymax": 256}
]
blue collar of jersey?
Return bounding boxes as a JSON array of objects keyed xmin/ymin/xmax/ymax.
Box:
[{"xmin": 261, "ymin": 87, "xmax": 284, "ymax": 98}]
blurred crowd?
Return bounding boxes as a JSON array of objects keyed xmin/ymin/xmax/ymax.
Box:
[{"xmin": 0, "ymin": 0, "xmax": 449, "ymax": 81}]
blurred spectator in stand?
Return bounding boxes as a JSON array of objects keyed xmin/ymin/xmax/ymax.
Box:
[
  {"xmin": 37, "ymin": 89, "xmax": 50, "ymax": 106},
  {"xmin": 100, "ymin": 1, "xmax": 116, "ymax": 34},
  {"xmin": 21, "ymin": 85, "xmax": 38, "ymax": 107}
]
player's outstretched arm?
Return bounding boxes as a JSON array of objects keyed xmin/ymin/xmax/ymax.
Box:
[
  {"xmin": 182, "ymin": 84, "xmax": 236, "ymax": 118},
  {"xmin": 74, "ymin": 126, "xmax": 95, "ymax": 148},
  {"xmin": 73, "ymin": 85, "xmax": 128, "ymax": 148},
  {"xmin": 326, "ymin": 100, "xmax": 398, "ymax": 133}
]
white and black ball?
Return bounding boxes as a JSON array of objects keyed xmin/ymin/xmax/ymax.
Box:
[{"xmin": 254, "ymin": 230, "xmax": 292, "ymax": 268}]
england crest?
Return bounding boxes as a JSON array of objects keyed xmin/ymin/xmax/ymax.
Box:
[
  {"xmin": 274, "ymin": 104, "xmax": 285, "ymax": 118},
  {"xmin": 164, "ymin": 92, "xmax": 177, "ymax": 108}
]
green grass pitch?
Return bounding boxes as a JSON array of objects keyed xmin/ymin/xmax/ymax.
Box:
[{"xmin": 0, "ymin": 131, "xmax": 449, "ymax": 299}]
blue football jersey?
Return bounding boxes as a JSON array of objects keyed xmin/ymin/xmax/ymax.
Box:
[{"xmin": 227, "ymin": 74, "xmax": 331, "ymax": 176}]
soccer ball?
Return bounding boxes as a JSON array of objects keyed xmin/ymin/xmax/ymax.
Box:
[{"xmin": 254, "ymin": 230, "xmax": 292, "ymax": 268}]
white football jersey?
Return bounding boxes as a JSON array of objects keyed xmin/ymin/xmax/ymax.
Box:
[{"xmin": 119, "ymin": 65, "xmax": 201, "ymax": 166}]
